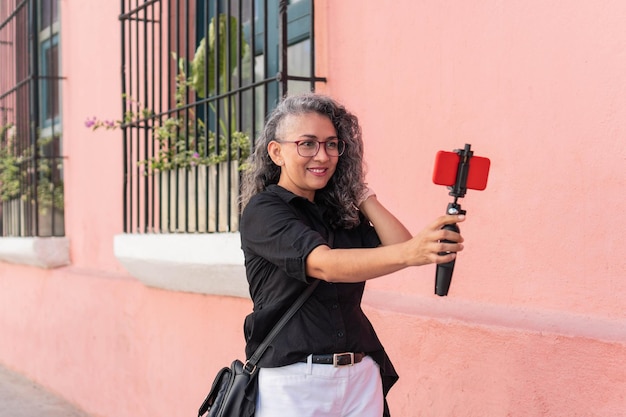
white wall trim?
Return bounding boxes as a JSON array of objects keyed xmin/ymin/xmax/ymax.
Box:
[
  {"xmin": 113, "ymin": 233, "xmax": 249, "ymax": 298},
  {"xmin": 0, "ymin": 237, "xmax": 70, "ymax": 269}
]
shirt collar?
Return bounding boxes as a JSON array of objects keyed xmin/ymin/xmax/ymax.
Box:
[
  {"xmin": 266, "ymin": 184, "xmax": 330, "ymax": 217},
  {"xmin": 267, "ymin": 184, "xmax": 311, "ymax": 205}
]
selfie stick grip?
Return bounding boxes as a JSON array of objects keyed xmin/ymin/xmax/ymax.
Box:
[{"xmin": 435, "ymin": 223, "xmax": 460, "ymax": 296}]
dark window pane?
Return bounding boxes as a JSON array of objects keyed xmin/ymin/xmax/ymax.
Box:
[
  {"xmin": 40, "ymin": 0, "xmax": 59, "ymax": 28},
  {"xmin": 44, "ymin": 43, "xmax": 59, "ymax": 120}
]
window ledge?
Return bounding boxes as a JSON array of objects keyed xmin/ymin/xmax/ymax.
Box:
[
  {"xmin": 0, "ymin": 237, "xmax": 70, "ymax": 269},
  {"xmin": 113, "ymin": 233, "xmax": 249, "ymax": 298}
]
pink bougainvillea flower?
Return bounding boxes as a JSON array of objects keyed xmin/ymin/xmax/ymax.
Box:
[{"xmin": 84, "ymin": 117, "xmax": 96, "ymax": 128}]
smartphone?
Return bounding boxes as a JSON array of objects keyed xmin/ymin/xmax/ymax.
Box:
[{"xmin": 432, "ymin": 150, "xmax": 490, "ymax": 191}]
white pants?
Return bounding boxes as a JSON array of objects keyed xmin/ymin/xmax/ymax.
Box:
[{"xmin": 255, "ymin": 355, "xmax": 384, "ymax": 417}]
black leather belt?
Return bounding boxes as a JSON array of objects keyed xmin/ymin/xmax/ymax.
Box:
[{"xmin": 300, "ymin": 352, "xmax": 366, "ymax": 367}]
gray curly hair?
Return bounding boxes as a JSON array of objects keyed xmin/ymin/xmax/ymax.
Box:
[{"xmin": 239, "ymin": 93, "xmax": 367, "ymax": 229}]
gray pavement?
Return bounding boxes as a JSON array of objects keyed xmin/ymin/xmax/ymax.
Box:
[{"xmin": 0, "ymin": 363, "xmax": 90, "ymax": 417}]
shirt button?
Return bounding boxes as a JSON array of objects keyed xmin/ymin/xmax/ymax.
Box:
[{"xmin": 337, "ymin": 331, "xmax": 344, "ymax": 338}]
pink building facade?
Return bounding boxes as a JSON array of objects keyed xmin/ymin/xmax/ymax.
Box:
[{"xmin": 1, "ymin": 1, "xmax": 625, "ymax": 417}]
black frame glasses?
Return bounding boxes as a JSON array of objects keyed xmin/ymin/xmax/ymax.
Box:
[{"xmin": 277, "ymin": 139, "xmax": 346, "ymax": 157}]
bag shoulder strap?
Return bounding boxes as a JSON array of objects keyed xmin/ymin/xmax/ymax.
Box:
[
  {"xmin": 246, "ymin": 279, "xmax": 319, "ymax": 371},
  {"xmin": 245, "ymin": 229, "xmax": 334, "ymax": 372}
]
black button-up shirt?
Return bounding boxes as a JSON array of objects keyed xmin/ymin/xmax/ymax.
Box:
[{"xmin": 240, "ymin": 184, "xmax": 398, "ymax": 396}]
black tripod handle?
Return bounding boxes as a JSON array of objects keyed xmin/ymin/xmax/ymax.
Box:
[{"xmin": 435, "ymin": 223, "xmax": 460, "ymax": 296}]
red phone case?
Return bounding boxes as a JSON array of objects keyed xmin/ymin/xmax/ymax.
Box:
[{"xmin": 433, "ymin": 151, "xmax": 490, "ymax": 191}]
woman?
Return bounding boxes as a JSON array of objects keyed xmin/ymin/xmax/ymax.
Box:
[{"xmin": 239, "ymin": 93, "xmax": 464, "ymax": 417}]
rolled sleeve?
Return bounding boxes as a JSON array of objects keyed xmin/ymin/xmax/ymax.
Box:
[{"xmin": 241, "ymin": 191, "xmax": 327, "ymax": 282}]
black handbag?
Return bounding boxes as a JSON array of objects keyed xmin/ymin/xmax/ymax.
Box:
[{"xmin": 198, "ymin": 280, "xmax": 320, "ymax": 417}]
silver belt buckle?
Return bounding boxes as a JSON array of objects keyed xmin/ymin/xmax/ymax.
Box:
[{"xmin": 333, "ymin": 352, "xmax": 355, "ymax": 367}]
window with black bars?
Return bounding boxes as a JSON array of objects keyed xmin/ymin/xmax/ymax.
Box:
[
  {"xmin": 119, "ymin": 0, "xmax": 325, "ymax": 234},
  {"xmin": 0, "ymin": 0, "xmax": 64, "ymax": 237}
]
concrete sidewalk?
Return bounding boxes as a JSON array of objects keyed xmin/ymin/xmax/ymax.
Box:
[{"xmin": 0, "ymin": 363, "xmax": 90, "ymax": 417}]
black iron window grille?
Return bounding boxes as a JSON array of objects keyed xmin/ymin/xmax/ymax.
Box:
[
  {"xmin": 119, "ymin": 0, "xmax": 325, "ymax": 234},
  {"xmin": 0, "ymin": 0, "xmax": 64, "ymax": 237}
]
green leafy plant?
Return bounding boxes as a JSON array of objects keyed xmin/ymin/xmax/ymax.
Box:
[
  {"xmin": 86, "ymin": 13, "xmax": 251, "ymax": 175},
  {"xmin": 34, "ymin": 135, "xmax": 64, "ymax": 212},
  {"xmin": 191, "ymin": 14, "xmax": 250, "ymax": 99},
  {"xmin": 86, "ymin": 89, "xmax": 251, "ymax": 175},
  {"xmin": 146, "ymin": 119, "xmax": 250, "ymax": 172},
  {"xmin": 0, "ymin": 123, "xmax": 21, "ymax": 202},
  {"xmin": 0, "ymin": 123, "xmax": 64, "ymax": 212}
]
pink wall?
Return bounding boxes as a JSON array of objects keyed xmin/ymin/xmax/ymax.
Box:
[
  {"xmin": 62, "ymin": 0, "xmax": 126, "ymax": 273},
  {"xmin": 318, "ymin": 1, "xmax": 626, "ymax": 414},
  {"xmin": 0, "ymin": 264, "xmax": 251, "ymax": 417},
  {"xmin": 321, "ymin": 0, "xmax": 626, "ymax": 315},
  {"xmin": 1, "ymin": 1, "xmax": 625, "ymax": 417}
]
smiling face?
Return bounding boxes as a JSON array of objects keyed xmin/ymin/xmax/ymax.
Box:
[{"xmin": 268, "ymin": 112, "xmax": 339, "ymax": 201}]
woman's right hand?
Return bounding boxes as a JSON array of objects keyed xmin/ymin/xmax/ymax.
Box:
[{"xmin": 402, "ymin": 214, "xmax": 465, "ymax": 266}]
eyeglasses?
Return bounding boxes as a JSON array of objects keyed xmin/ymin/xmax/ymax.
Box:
[{"xmin": 276, "ymin": 139, "xmax": 346, "ymax": 157}]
